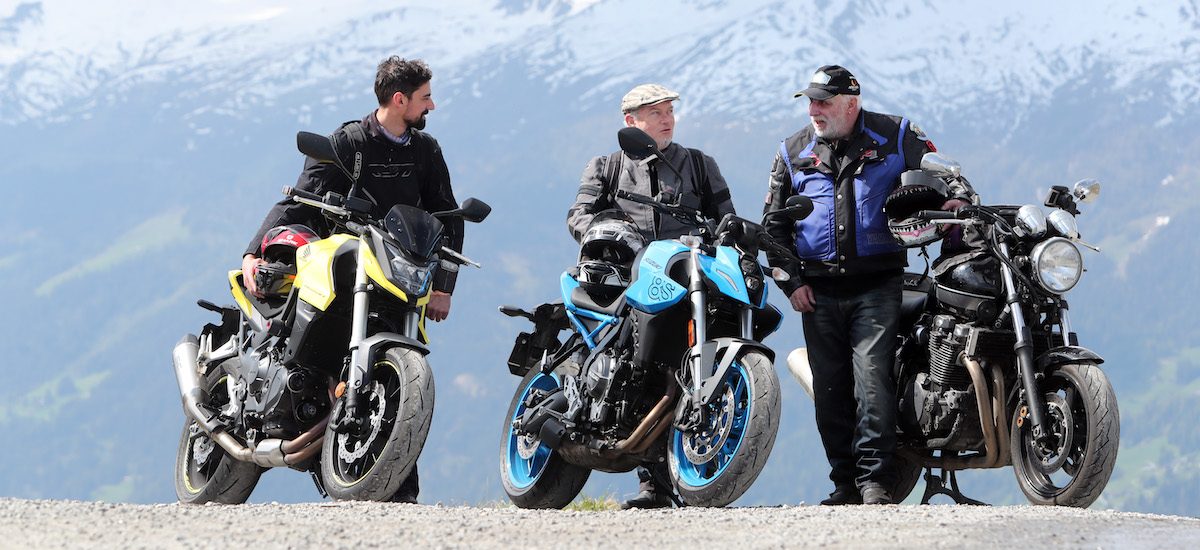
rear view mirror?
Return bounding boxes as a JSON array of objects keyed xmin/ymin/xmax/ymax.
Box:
[
  {"xmin": 919, "ymin": 152, "xmax": 961, "ymax": 179},
  {"xmin": 459, "ymin": 198, "xmax": 492, "ymax": 223},
  {"xmin": 782, "ymin": 195, "xmax": 814, "ymax": 221},
  {"xmin": 1073, "ymin": 179, "xmax": 1101, "ymax": 203},
  {"xmin": 617, "ymin": 127, "xmax": 660, "ymax": 161},
  {"xmin": 297, "ymin": 131, "xmax": 338, "ymax": 164}
]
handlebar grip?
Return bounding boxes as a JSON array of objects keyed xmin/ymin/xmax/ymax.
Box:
[
  {"xmin": 917, "ymin": 210, "xmax": 957, "ymax": 220},
  {"xmin": 283, "ymin": 186, "xmax": 323, "ymax": 202}
]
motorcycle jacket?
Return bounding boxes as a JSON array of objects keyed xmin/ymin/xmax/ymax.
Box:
[
  {"xmin": 567, "ymin": 143, "xmax": 735, "ymax": 243},
  {"xmin": 246, "ymin": 112, "xmax": 465, "ymax": 293},
  {"xmin": 764, "ymin": 110, "xmax": 961, "ymax": 296}
]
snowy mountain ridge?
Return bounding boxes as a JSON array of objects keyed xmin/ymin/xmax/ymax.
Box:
[{"xmin": 3, "ymin": 0, "xmax": 1198, "ymax": 128}]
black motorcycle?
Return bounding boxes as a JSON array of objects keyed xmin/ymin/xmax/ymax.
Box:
[{"xmin": 789, "ymin": 153, "xmax": 1118, "ymax": 507}]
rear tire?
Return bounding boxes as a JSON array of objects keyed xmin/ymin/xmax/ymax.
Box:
[
  {"xmin": 321, "ymin": 347, "xmax": 434, "ymax": 501},
  {"xmin": 500, "ymin": 368, "xmax": 590, "ymax": 509},
  {"xmin": 174, "ymin": 364, "xmax": 263, "ymax": 504},
  {"xmin": 669, "ymin": 350, "xmax": 780, "ymax": 507},
  {"xmin": 1011, "ymin": 363, "xmax": 1119, "ymax": 508}
]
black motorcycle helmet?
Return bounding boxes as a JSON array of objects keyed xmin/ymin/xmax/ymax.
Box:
[
  {"xmin": 886, "ymin": 171, "xmax": 951, "ymax": 248},
  {"xmin": 577, "ymin": 210, "xmax": 646, "ymax": 291}
]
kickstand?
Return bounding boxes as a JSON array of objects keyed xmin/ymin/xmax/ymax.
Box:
[
  {"xmin": 919, "ymin": 468, "xmax": 987, "ymax": 505},
  {"xmin": 648, "ymin": 464, "xmax": 687, "ymax": 508}
]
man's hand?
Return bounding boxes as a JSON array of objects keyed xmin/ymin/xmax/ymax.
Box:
[
  {"xmin": 941, "ymin": 198, "xmax": 969, "ymax": 211},
  {"xmin": 427, "ymin": 290, "xmax": 452, "ymax": 322},
  {"xmin": 241, "ymin": 254, "xmax": 267, "ymax": 298},
  {"xmin": 788, "ymin": 285, "xmax": 815, "ymax": 313}
]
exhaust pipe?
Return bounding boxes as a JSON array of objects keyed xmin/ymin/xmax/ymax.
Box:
[
  {"xmin": 173, "ymin": 334, "xmax": 327, "ymax": 468},
  {"xmin": 786, "ymin": 348, "xmax": 815, "ymax": 399}
]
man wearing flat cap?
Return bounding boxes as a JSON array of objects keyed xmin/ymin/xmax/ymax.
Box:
[
  {"xmin": 762, "ymin": 65, "xmax": 970, "ymax": 505},
  {"xmin": 566, "ymin": 84, "xmax": 736, "ymax": 509}
]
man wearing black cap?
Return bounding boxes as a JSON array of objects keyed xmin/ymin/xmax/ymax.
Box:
[{"xmin": 763, "ymin": 65, "xmax": 959, "ymax": 505}]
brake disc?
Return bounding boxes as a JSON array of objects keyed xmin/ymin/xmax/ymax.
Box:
[
  {"xmin": 337, "ymin": 380, "xmax": 387, "ymax": 463},
  {"xmin": 682, "ymin": 384, "xmax": 736, "ymax": 464},
  {"xmin": 190, "ymin": 424, "xmax": 215, "ymax": 465},
  {"xmin": 1030, "ymin": 393, "xmax": 1074, "ymax": 475}
]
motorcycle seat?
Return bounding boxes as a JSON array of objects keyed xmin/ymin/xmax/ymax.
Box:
[{"xmin": 570, "ymin": 287, "xmax": 625, "ymax": 316}]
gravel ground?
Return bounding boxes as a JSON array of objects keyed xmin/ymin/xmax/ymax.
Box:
[{"xmin": 1, "ymin": 498, "xmax": 1197, "ymax": 549}]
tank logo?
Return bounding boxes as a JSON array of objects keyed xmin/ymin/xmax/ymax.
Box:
[{"xmin": 647, "ymin": 276, "xmax": 677, "ymax": 300}]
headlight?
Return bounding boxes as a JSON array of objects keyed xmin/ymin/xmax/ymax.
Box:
[
  {"xmin": 1014, "ymin": 205, "xmax": 1047, "ymax": 238},
  {"xmin": 383, "ymin": 240, "xmax": 436, "ymax": 296},
  {"xmin": 1030, "ymin": 237, "xmax": 1082, "ymax": 294},
  {"xmin": 1046, "ymin": 209, "xmax": 1079, "ymax": 239}
]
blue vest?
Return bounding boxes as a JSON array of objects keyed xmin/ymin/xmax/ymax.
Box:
[{"xmin": 780, "ymin": 119, "xmax": 910, "ymax": 262}]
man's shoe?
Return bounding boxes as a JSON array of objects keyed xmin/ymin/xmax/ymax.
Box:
[
  {"xmin": 819, "ymin": 484, "xmax": 862, "ymax": 505},
  {"xmin": 860, "ymin": 482, "xmax": 893, "ymax": 505},
  {"xmin": 621, "ymin": 490, "xmax": 673, "ymax": 510}
]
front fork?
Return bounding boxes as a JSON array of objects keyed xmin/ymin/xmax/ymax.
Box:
[
  {"xmin": 344, "ymin": 242, "xmax": 374, "ymax": 421},
  {"xmin": 999, "ymin": 243, "xmax": 1049, "ymax": 443},
  {"xmin": 686, "ymin": 246, "xmax": 708, "ymax": 400}
]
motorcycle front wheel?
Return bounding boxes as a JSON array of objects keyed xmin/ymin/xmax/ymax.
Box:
[
  {"xmin": 320, "ymin": 347, "xmax": 434, "ymax": 501},
  {"xmin": 499, "ymin": 368, "xmax": 590, "ymax": 509},
  {"xmin": 668, "ymin": 350, "xmax": 780, "ymax": 507},
  {"xmin": 1011, "ymin": 362, "xmax": 1119, "ymax": 508},
  {"xmin": 174, "ymin": 361, "xmax": 263, "ymax": 504}
]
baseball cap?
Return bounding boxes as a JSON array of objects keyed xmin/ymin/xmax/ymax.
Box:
[
  {"xmin": 794, "ymin": 65, "xmax": 860, "ymax": 100},
  {"xmin": 621, "ymin": 83, "xmax": 680, "ymax": 113}
]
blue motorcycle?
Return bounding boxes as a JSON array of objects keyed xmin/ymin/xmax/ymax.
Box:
[{"xmin": 498, "ymin": 128, "xmax": 813, "ymax": 508}]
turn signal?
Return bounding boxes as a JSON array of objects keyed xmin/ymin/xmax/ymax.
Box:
[
  {"xmin": 335, "ymin": 381, "xmax": 347, "ymax": 399},
  {"xmin": 687, "ymin": 319, "xmax": 695, "ymax": 347}
]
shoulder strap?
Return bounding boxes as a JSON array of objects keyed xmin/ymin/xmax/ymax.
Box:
[
  {"xmin": 599, "ymin": 151, "xmax": 623, "ymax": 208},
  {"xmin": 337, "ymin": 120, "xmax": 368, "ymax": 181}
]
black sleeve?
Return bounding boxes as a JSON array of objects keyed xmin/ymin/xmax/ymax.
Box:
[
  {"xmin": 420, "ymin": 137, "xmax": 463, "ymax": 294},
  {"xmin": 763, "ymin": 150, "xmax": 804, "ymax": 296},
  {"xmin": 243, "ymin": 148, "xmax": 351, "ymax": 257}
]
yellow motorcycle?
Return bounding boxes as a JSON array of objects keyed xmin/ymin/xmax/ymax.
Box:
[{"xmin": 172, "ymin": 131, "xmax": 490, "ymax": 503}]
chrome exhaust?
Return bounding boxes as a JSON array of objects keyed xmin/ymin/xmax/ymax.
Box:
[{"xmin": 173, "ymin": 334, "xmax": 326, "ymax": 468}]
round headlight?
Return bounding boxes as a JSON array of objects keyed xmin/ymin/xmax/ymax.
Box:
[
  {"xmin": 1046, "ymin": 209, "xmax": 1079, "ymax": 239},
  {"xmin": 1030, "ymin": 237, "xmax": 1082, "ymax": 294},
  {"xmin": 1014, "ymin": 205, "xmax": 1047, "ymax": 238}
]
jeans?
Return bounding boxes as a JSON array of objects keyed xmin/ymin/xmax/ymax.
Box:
[{"xmin": 802, "ymin": 272, "xmax": 901, "ymax": 488}]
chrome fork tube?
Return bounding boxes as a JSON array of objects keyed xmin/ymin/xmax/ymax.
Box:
[
  {"xmin": 1059, "ymin": 307, "xmax": 1074, "ymax": 345},
  {"xmin": 687, "ymin": 247, "xmax": 707, "ymax": 396},
  {"xmin": 347, "ymin": 242, "xmax": 372, "ymax": 399}
]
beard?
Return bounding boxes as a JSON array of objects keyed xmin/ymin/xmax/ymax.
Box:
[
  {"xmin": 407, "ymin": 111, "xmax": 428, "ymax": 131},
  {"xmin": 812, "ymin": 116, "xmax": 851, "ymax": 140}
]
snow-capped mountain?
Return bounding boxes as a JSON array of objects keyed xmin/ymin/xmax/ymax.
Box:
[{"xmin": 1, "ymin": 0, "xmax": 1198, "ymax": 514}]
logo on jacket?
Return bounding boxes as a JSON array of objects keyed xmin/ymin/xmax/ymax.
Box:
[{"xmin": 861, "ymin": 149, "xmax": 877, "ymax": 160}]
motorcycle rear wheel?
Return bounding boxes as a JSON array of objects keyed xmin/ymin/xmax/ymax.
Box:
[
  {"xmin": 668, "ymin": 350, "xmax": 780, "ymax": 507},
  {"xmin": 174, "ymin": 364, "xmax": 263, "ymax": 504},
  {"xmin": 1011, "ymin": 362, "xmax": 1119, "ymax": 508},
  {"xmin": 320, "ymin": 347, "xmax": 434, "ymax": 501},
  {"xmin": 500, "ymin": 368, "xmax": 591, "ymax": 509}
]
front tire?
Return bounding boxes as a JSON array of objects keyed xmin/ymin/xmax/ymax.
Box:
[
  {"xmin": 500, "ymin": 368, "xmax": 590, "ymax": 509},
  {"xmin": 1011, "ymin": 362, "xmax": 1119, "ymax": 508},
  {"xmin": 669, "ymin": 350, "xmax": 780, "ymax": 507},
  {"xmin": 321, "ymin": 347, "xmax": 434, "ymax": 501},
  {"xmin": 175, "ymin": 364, "xmax": 263, "ymax": 504}
]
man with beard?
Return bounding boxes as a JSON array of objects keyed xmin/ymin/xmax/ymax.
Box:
[
  {"xmin": 567, "ymin": 84, "xmax": 736, "ymax": 509},
  {"xmin": 763, "ymin": 65, "xmax": 970, "ymax": 505},
  {"xmin": 240, "ymin": 56, "xmax": 462, "ymax": 503}
]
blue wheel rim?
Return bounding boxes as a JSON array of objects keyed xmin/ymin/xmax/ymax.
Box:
[
  {"xmin": 505, "ymin": 372, "xmax": 559, "ymax": 489},
  {"xmin": 672, "ymin": 363, "xmax": 751, "ymax": 487}
]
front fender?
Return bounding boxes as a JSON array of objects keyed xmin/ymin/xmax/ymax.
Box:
[
  {"xmin": 697, "ymin": 337, "xmax": 776, "ymax": 406},
  {"xmin": 360, "ymin": 332, "xmax": 430, "ymax": 368},
  {"xmin": 1036, "ymin": 345, "xmax": 1104, "ymax": 371}
]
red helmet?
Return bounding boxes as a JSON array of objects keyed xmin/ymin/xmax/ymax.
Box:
[{"xmin": 260, "ymin": 224, "xmax": 319, "ymax": 263}]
